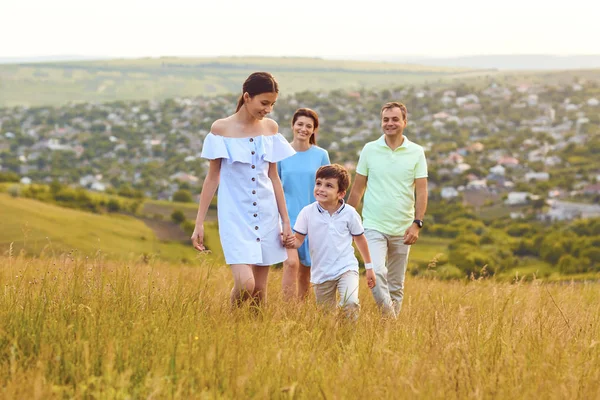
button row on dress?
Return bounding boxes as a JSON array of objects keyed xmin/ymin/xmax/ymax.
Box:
[
  {"xmin": 249, "ymin": 138, "xmax": 254, "ymax": 142},
  {"xmin": 251, "ymin": 165, "xmax": 255, "ymax": 169}
]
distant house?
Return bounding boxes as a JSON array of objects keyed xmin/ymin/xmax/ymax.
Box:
[
  {"xmin": 525, "ymin": 172, "xmax": 550, "ymax": 182},
  {"xmin": 490, "ymin": 165, "xmax": 506, "ymax": 176},
  {"xmin": 497, "ymin": 156, "xmax": 519, "ymax": 167},
  {"xmin": 441, "ymin": 187, "xmax": 459, "ymax": 199},
  {"xmin": 542, "ymin": 200, "xmax": 600, "ymax": 221},
  {"xmin": 587, "ymin": 98, "xmax": 599, "ymax": 107},
  {"xmin": 20, "ymin": 177, "xmax": 32, "ymax": 185},
  {"xmin": 510, "ymin": 212, "xmax": 525, "ymax": 219},
  {"xmin": 548, "ymin": 189, "xmax": 566, "ymax": 199},
  {"xmin": 505, "ymin": 192, "xmax": 530, "ymax": 205},
  {"xmin": 90, "ymin": 182, "xmax": 107, "ymax": 192},
  {"xmin": 583, "ymin": 184, "xmax": 600, "ymax": 195},
  {"xmin": 468, "ymin": 142, "xmax": 484, "ymax": 153},
  {"xmin": 466, "ymin": 180, "xmax": 487, "ymax": 190},
  {"xmin": 169, "ymin": 172, "xmax": 199, "ymax": 184},
  {"xmin": 452, "ymin": 163, "xmax": 471, "ymax": 175},
  {"xmin": 433, "ymin": 112, "xmax": 449, "ymax": 120}
]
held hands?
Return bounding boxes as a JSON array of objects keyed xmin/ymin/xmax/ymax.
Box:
[
  {"xmin": 281, "ymin": 222, "xmax": 296, "ymax": 249},
  {"xmin": 191, "ymin": 224, "xmax": 206, "ymax": 252},
  {"xmin": 366, "ymin": 269, "xmax": 376, "ymax": 289},
  {"xmin": 403, "ymin": 224, "xmax": 420, "ymax": 245}
]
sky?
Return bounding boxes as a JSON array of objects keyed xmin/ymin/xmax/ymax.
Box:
[{"xmin": 2, "ymin": 0, "xmax": 599, "ymax": 59}]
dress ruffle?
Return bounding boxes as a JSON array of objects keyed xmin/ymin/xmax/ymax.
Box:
[{"xmin": 201, "ymin": 133, "xmax": 295, "ymax": 164}]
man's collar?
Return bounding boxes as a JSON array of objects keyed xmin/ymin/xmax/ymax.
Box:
[{"xmin": 376, "ymin": 135, "xmax": 410, "ymax": 149}]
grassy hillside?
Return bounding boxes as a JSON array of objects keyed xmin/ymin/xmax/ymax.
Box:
[
  {"xmin": 1, "ymin": 255, "xmax": 598, "ymax": 398},
  {"xmin": 0, "ymin": 193, "xmax": 222, "ymax": 264},
  {"xmin": 0, "ymin": 56, "xmax": 483, "ymax": 107}
]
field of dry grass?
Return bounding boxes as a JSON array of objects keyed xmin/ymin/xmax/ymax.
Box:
[{"xmin": 0, "ymin": 252, "xmax": 598, "ymax": 399}]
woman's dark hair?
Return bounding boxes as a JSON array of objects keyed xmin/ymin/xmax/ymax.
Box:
[
  {"xmin": 292, "ymin": 108, "xmax": 319, "ymax": 145},
  {"xmin": 236, "ymin": 72, "xmax": 279, "ymax": 112}
]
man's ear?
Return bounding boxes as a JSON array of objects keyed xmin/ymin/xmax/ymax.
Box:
[{"xmin": 338, "ymin": 190, "xmax": 347, "ymax": 200}]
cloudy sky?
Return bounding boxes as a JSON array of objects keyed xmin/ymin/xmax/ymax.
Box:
[{"xmin": 2, "ymin": 0, "xmax": 598, "ymax": 58}]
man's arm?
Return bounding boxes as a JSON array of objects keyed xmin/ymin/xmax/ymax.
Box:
[
  {"xmin": 347, "ymin": 173, "xmax": 367, "ymax": 208},
  {"xmin": 403, "ymin": 178, "xmax": 428, "ymax": 245},
  {"xmin": 414, "ymin": 177, "xmax": 428, "ymax": 220}
]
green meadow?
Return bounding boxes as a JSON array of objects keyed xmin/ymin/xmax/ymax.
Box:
[
  {"xmin": 0, "ymin": 253, "xmax": 598, "ymax": 399},
  {"xmin": 0, "ymin": 56, "xmax": 483, "ymax": 107},
  {"xmin": 0, "ymin": 194, "xmax": 221, "ymax": 264}
]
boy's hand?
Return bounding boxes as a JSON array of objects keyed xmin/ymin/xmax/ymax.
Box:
[
  {"xmin": 366, "ymin": 268, "xmax": 376, "ymax": 289},
  {"xmin": 284, "ymin": 235, "xmax": 296, "ymax": 249}
]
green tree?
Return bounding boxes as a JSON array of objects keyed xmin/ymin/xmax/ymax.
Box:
[
  {"xmin": 173, "ymin": 189, "xmax": 193, "ymax": 203},
  {"xmin": 171, "ymin": 210, "xmax": 186, "ymax": 224}
]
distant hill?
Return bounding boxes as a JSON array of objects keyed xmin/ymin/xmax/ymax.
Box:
[
  {"xmin": 0, "ymin": 56, "xmax": 484, "ymax": 107},
  {"xmin": 0, "ymin": 55, "xmax": 111, "ymax": 64},
  {"xmin": 0, "ymin": 193, "xmax": 219, "ymax": 263},
  {"xmin": 344, "ymin": 54, "xmax": 600, "ymax": 71}
]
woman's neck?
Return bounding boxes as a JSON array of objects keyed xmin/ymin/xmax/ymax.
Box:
[{"xmin": 291, "ymin": 138, "xmax": 311, "ymax": 152}]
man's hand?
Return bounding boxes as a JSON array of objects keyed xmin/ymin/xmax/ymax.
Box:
[{"xmin": 403, "ymin": 223, "xmax": 420, "ymax": 245}]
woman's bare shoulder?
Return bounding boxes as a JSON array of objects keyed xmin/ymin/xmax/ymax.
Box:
[
  {"xmin": 210, "ymin": 117, "xmax": 234, "ymax": 136},
  {"xmin": 262, "ymin": 118, "xmax": 279, "ymax": 135}
]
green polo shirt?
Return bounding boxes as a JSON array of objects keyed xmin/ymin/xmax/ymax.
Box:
[{"xmin": 356, "ymin": 135, "xmax": 428, "ymax": 236}]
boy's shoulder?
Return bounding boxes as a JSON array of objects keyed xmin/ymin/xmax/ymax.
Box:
[{"xmin": 299, "ymin": 201, "xmax": 319, "ymax": 215}]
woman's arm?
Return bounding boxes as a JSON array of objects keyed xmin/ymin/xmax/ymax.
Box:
[
  {"xmin": 268, "ymin": 162, "xmax": 292, "ymax": 240},
  {"xmin": 191, "ymin": 159, "xmax": 221, "ymax": 251}
]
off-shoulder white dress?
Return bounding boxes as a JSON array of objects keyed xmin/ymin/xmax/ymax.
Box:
[{"xmin": 201, "ymin": 133, "xmax": 296, "ymax": 265}]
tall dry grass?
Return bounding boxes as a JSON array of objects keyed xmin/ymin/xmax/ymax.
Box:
[{"xmin": 0, "ymin": 252, "xmax": 599, "ymax": 399}]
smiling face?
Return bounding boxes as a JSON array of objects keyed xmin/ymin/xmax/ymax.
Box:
[
  {"xmin": 314, "ymin": 177, "xmax": 345, "ymax": 205},
  {"xmin": 244, "ymin": 92, "xmax": 278, "ymax": 120},
  {"xmin": 292, "ymin": 115, "xmax": 316, "ymax": 142},
  {"xmin": 381, "ymin": 106, "xmax": 407, "ymax": 138}
]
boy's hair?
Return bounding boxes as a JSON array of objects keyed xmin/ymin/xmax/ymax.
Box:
[
  {"xmin": 381, "ymin": 101, "xmax": 408, "ymax": 122},
  {"xmin": 316, "ymin": 164, "xmax": 350, "ymax": 193}
]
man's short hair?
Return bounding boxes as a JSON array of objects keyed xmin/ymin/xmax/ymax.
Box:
[
  {"xmin": 381, "ymin": 102, "xmax": 408, "ymax": 122},
  {"xmin": 316, "ymin": 164, "xmax": 350, "ymax": 193}
]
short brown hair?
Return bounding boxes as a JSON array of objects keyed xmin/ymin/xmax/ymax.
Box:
[
  {"xmin": 381, "ymin": 102, "xmax": 408, "ymax": 122},
  {"xmin": 292, "ymin": 108, "xmax": 319, "ymax": 145},
  {"xmin": 316, "ymin": 164, "xmax": 350, "ymax": 193}
]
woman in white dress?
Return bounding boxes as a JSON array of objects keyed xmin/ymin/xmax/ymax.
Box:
[{"xmin": 191, "ymin": 72, "xmax": 296, "ymax": 307}]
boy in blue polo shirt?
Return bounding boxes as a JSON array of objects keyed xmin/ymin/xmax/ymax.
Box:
[{"xmin": 286, "ymin": 164, "xmax": 376, "ymax": 318}]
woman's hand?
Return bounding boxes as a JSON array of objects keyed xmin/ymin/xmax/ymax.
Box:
[{"xmin": 191, "ymin": 224, "xmax": 205, "ymax": 252}]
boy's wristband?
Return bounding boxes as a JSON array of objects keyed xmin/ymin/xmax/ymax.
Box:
[{"xmin": 364, "ymin": 262, "xmax": 374, "ymax": 270}]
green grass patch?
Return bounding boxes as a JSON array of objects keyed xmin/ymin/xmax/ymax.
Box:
[{"xmin": 0, "ymin": 193, "xmax": 222, "ymax": 264}]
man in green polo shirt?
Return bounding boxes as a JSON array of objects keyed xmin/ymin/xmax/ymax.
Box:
[{"xmin": 348, "ymin": 102, "xmax": 428, "ymax": 318}]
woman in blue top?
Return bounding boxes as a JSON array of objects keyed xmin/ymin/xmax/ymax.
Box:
[
  {"xmin": 191, "ymin": 72, "xmax": 296, "ymax": 307},
  {"xmin": 278, "ymin": 108, "xmax": 330, "ymax": 300}
]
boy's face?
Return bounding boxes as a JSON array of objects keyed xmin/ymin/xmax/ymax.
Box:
[{"xmin": 314, "ymin": 177, "xmax": 345, "ymax": 204}]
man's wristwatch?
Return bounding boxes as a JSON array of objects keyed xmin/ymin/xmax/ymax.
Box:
[{"xmin": 413, "ymin": 219, "xmax": 424, "ymax": 228}]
